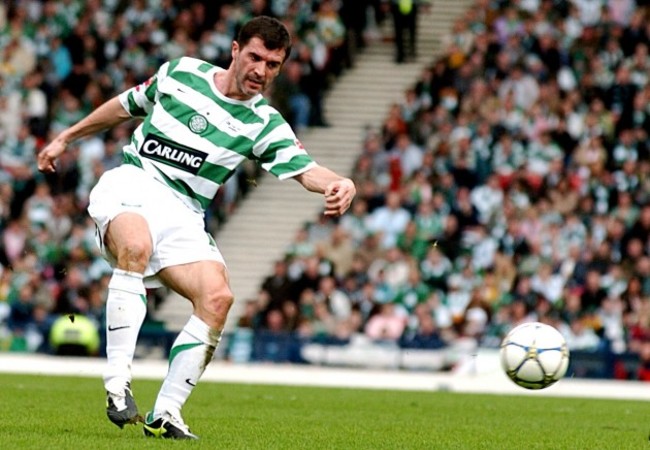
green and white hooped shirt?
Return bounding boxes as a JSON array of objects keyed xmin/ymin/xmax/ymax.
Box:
[{"xmin": 118, "ymin": 56, "xmax": 316, "ymax": 214}]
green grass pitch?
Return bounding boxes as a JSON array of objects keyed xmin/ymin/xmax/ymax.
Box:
[{"xmin": 1, "ymin": 373, "xmax": 648, "ymax": 449}]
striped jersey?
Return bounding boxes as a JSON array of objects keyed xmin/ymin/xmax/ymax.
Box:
[{"xmin": 117, "ymin": 56, "xmax": 316, "ymax": 214}]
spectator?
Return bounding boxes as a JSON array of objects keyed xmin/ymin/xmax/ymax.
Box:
[
  {"xmin": 314, "ymin": 275, "xmax": 352, "ymax": 321},
  {"xmin": 314, "ymin": 0, "xmax": 348, "ymax": 77},
  {"xmin": 389, "ymin": 132, "xmax": 424, "ymax": 180},
  {"xmin": 530, "ymin": 262, "xmax": 565, "ymax": 304},
  {"xmin": 317, "ymin": 225, "xmax": 355, "ymax": 280},
  {"xmin": 498, "ymin": 63, "xmax": 540, "ymax": 111},
  {"xmin": 367, "ymin": 190, "xmax": 411, "ymax": 248},
  {"xmin": 401, "ymin": 303, "xmax": 446, "ymax": 349},
  {"xmin": 367, "ymin": 246, "xmax": 411, "ymax": 292},
  {"xmin": 339, "ymin": 199, "xmax": 372, "ymax": 246},
  {"xmin": 365, "ymin": 302, "xmax": 406, "ymax": 341},
  {"xmin": 387, "ymin": 0, "xmax": 419, "ymax": 63},
  {"xmin": 470, "ymin": 174, "xmax": 504, "ymax": 225},
  {"xmin": 396, "ymin": 220, "xmax": 429, "ymax": 262},
  {"xmin": 565, "ymin": 315, "xmax": 602, "ymax": 351},
  {"xmin": 260, "ymin": 259, "xmax": 293, "ymax": 310},
  {"xmin": 271, "ymin": 59, "xmax": 311, "ymax": 134}
]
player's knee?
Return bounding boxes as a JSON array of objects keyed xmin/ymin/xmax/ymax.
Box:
[
  {"xmin": 209, "ymin": 289, "xmax": 234, "ymax": 315},
  {"xmin": 115, "ymin": 241, "xmax": 151, "ymax": 272},
  {"xmin": 200, "ymin": 289, "xmax": 234, "ymax": 328}
]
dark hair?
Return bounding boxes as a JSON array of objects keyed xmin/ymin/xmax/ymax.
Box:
[{"xmin": 236, "ymin": 16, "xmax": 292, "ymax": 61}]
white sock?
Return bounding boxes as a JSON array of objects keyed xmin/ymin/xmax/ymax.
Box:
[
  {"xmin": 103, "ymin": 269, "xmax": 147, "ymax": 396},
  {"xmin": 153, "ymin": 315, "xmax": 221, "ymax": 420}
]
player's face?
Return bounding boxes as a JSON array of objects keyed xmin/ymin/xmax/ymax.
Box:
[{"xmin": 232, "ymin": 37, "xmax": 285, "ymax": 99}]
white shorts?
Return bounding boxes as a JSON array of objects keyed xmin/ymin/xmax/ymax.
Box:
[{"xmin": 88, "ymin": 164, "xmax": 225, "ymax": 288}]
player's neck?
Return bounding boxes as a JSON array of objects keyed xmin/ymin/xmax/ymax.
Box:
[
  {"xmin": 213, "ymin": 70, "xmax": 252, "ymax": 101},
  {"xmin": 213, "ymin": 70, "xmax": 233, "ymax": 97}
]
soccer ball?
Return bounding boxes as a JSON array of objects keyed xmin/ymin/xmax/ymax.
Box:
[{"xmin": 500, "ymin": 322, "xmax": 570, "ymax": 390}]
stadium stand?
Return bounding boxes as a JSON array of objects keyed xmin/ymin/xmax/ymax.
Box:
[
  {"xmin": 3, "ymin": 0, "xmax": 650, "ymax": 383},
  {"xmin": 239, "ymin": 0, "xmax": 650, "ymax": 379}
]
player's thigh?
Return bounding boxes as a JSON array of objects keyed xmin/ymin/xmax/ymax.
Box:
[
  {"xmin": 104, "ymin": 212, "xmax": 153, "ymax": 260},
  {"xmin": 88, "ymin": 166, "xmax": 155, "ymax": 267}
]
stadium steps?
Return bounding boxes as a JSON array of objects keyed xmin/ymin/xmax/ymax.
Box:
[{"xmin": 153, "ymin": 1, "xmax": 473, "ymax": 333}]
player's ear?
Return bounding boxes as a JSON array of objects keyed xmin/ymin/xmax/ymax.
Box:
[{"xmin": 231, "ymin": 41, "xmax": 240, "ymax": 60}]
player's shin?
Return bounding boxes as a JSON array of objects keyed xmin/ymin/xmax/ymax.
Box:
[
  {"xmin": 103, "ymin": 269, "xmax": 147, "ymax": 395},
  {"xmin": 152, "ymin": 315, "xmax": 222, "ymax": 420}
]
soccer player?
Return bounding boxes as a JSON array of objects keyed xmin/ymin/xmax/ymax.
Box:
[{"xmin": 37, "ymin": 16, "xmax": 356, "ymax": 440}]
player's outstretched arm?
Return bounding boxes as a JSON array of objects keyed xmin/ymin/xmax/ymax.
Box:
[
  {"xmin": 294, "ymin": 164, "xmax": 356, "ymax": 217},
  {"xmin": 37, "ymin": 96, "xmax": 131, "ymax": 173}
]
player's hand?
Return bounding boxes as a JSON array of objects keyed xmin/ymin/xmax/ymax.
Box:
[
  {"xmin": 37, "ymin": 136, "xmax": 68, "ymax": 173},
  {"xmin": 324, "ymin": 178, "xmax": 356, "ymax": 217}
]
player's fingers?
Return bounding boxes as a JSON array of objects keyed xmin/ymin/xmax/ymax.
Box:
[
  {"xmin": 38, "ymin": 156, "xmax": 56, "ymax": 173},
  {"xmin": 324, "ymin": 196, "xmax": 339, "ymax": 213},
  {"xmin": 325, "ymin": 186, "xmax": 340, "ymax": 201},
  {"xmin": 324, "ymin": 197, "xmax": 351, "ymax": 217},
  {"xmin": 338, "ymin": 198, "xmax": 352, "ymax": 215}
]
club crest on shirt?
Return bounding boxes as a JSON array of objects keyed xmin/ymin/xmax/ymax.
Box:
[{"xmin": 188, "ymin": 114, "xmax": 208, "ymax": 134}]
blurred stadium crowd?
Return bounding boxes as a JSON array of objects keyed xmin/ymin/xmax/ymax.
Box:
[
  {"xmin": 2, "ymin": 0, "xmax": 650, "ymax": 380},
  {"xmin": 240, "ymin": 0, "xmax": 650, "ymax": 379},
  {"xmin": 0, "ymin": 0, "xmax": 376, "ymax": 353}
]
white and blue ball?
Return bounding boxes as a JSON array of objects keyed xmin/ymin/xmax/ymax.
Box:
[{"xmin": 500, "ymin": 322, "xmax": 570, "ymax": 390}]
